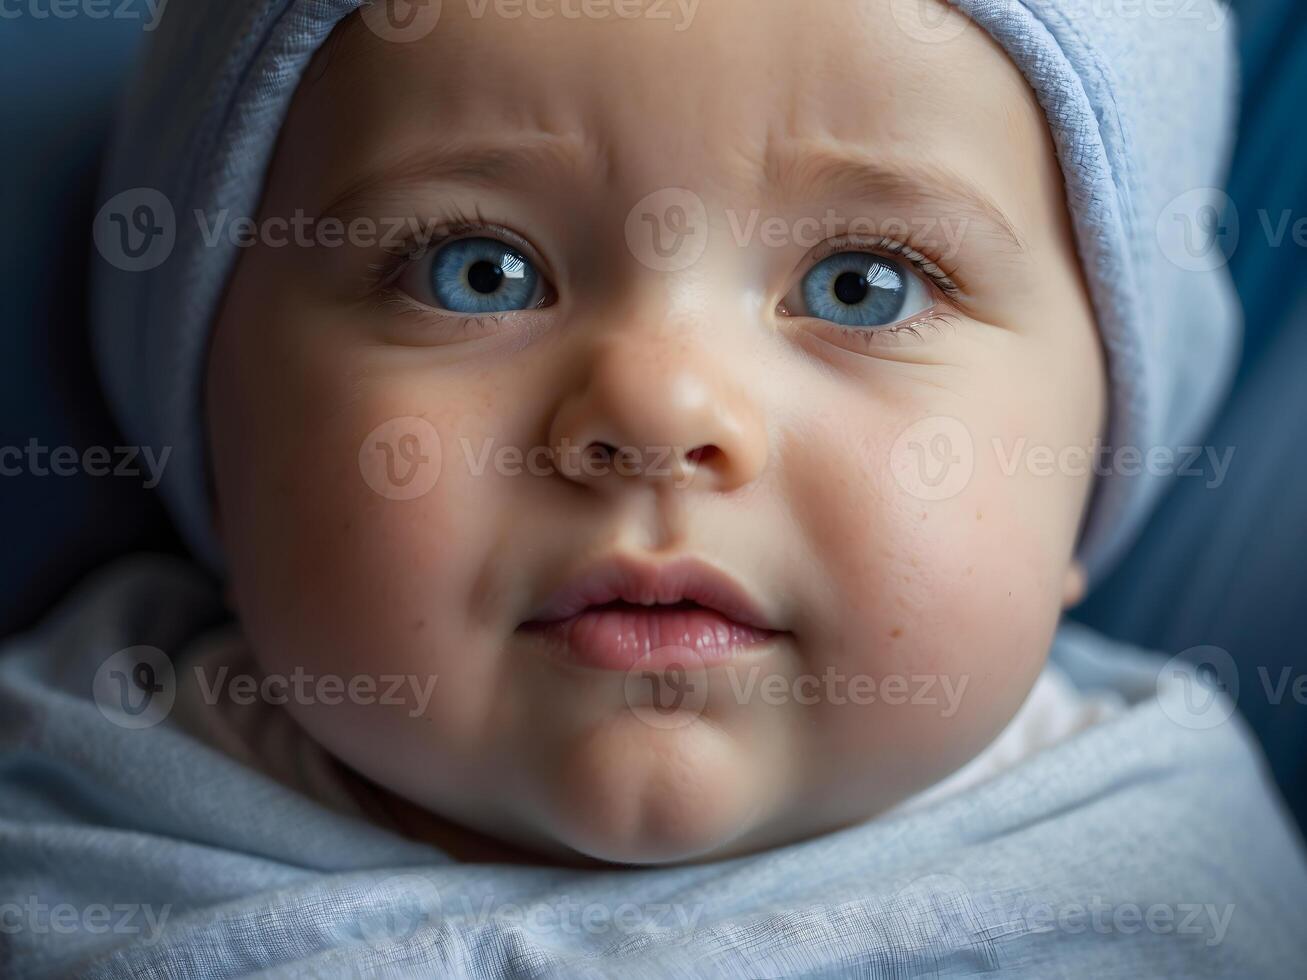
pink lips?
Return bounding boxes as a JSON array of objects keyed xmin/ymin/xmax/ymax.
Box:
[{"xmin": 519, "ymin": 556, "xmax": 781, "ymax": 671}]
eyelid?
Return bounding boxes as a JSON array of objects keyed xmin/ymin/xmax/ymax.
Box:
[{"xmin": 813, "ymin": 311, "xmax": 960, "ymax": 355}]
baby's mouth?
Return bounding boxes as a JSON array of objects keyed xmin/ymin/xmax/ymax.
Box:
[{"xmin": 518, "ymin": 555, "xmax": 782, "ymax": 671}]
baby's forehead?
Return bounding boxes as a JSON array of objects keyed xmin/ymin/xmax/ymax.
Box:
[
  {"xmin": 316, "ymin": 0, "xmax": 1040, "ymax": 154},
  {"xmin": 282, "ymin": 0, "xmax": 1051, "ymax": 247}
]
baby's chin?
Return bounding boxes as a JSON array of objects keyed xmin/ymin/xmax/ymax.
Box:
[{"xmin": 536, "ymin": 715, "xmax": 777, "ymax": 865}]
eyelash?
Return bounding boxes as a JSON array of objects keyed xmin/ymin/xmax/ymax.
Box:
[
  {"xmin": 809, "ymin": 234, "xmax": 961, "ymax": 297},
  {"xmin": 367, "ymin": 206, "xmax": 964, "ymax": 346}
]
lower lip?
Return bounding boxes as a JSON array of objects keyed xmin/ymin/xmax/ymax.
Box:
[{"xmin": 521, "ymin": 605, "xmax": 777, "ymax": 671}]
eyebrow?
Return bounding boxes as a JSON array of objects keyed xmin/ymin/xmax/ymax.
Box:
[
  {"xmin": 763, "ymin": 141, "xmax": 1026, "ymax": 253},
  {"xmin": 321, "ymin": 133, "xmax": 1026, "ymax": 255},
  {"xmin": 319, "ymin": 134, "xmax": 608, "ymax": 220}
]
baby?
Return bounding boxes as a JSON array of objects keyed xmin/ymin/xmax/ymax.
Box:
[
  {"xmin": 3, "ymin": 0, "xmax": 1307, "ymax": 976},
  {"xmin": 208, "ymin": 0, "xmax": 1109, "ymax": 866}
]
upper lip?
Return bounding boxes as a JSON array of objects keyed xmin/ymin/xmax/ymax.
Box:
[{"xmin": 522, "ymin": 554, "xmax": 780, "ymax": 632}]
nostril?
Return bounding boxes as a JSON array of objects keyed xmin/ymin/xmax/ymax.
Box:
[{"xmin": 686, "ymin": 444, "xmax": 721, "ymax": 465}]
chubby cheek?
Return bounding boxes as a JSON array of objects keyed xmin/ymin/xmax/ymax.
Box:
[
  {"xmin": 210, "ymin": 321, "xmax": 525, "ymax": 768},
  {"xmin": 780, "ymin": 385, "xmax": 1082, "ymax": 796}
]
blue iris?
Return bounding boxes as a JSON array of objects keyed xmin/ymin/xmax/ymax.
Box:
[
  {"xmin": 800, "ymin": 253, "xmax": 910, "ymax": 327},
  {"xmin": 430, "ymin": 237, "xmax": 540, "ymax": 314}
]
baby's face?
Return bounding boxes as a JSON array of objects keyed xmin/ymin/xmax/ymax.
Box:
[{"xmin": 206, "ymin": 0, "xmax": 1104, "ymax": 863}]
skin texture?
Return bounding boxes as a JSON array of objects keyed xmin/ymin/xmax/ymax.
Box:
[{"xmin": 205, "ymin": 0, "xmax": 1106, "ymax": 865}]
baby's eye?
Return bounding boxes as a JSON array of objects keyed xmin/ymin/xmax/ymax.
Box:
[
  {"xmin": 782, "ymin": 252, "xmax": 933, "ymax": 328},
  {"xmin": 396, "ymin": 236, "xmax": 548, "ymax": 314}
]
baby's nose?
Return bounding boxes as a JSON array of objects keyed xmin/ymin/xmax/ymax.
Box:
[{"xmin": 546, "ymin": 337, "xmax": 768, "ymax": 493}]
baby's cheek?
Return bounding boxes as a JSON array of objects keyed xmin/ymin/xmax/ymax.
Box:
[
  {"xmin": 230, "ymin": 363, "xmax": 508, "ymax": 724},
  {"xmin": 780, "ymin": 403, "xmax": 1067, "ymax": 791},
  {"xmin": 235, "ymin": 406, "xmax": 544, "ymax": 815},
  {"xmin": 812, "ymin": 516, "xmax": 1056, "ymax": 803},
  {"xmin": 872, "ymin": 427, "xmax": 1067, "ymax": 669}
]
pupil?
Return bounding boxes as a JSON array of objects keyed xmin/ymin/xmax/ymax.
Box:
[
  {"xmin": 833, "ymin": 270, "xmax": 869, "ymax": 305},
  {"xmin": 467, "ymin": 260, "xmax": 504, "ymax": 294}
]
